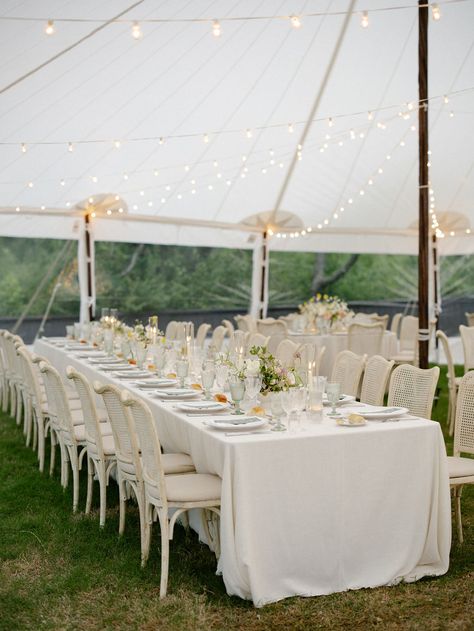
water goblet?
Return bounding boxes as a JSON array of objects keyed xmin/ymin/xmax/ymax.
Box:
[
  {"xmin": 152, "ymin": 345, "xmax": 166, "ymax": 377},
  {"xmin": 280, "ymin": 389, "xmax": 295, "ymax": 430},
  {"xmin": 270, "ymin": 391, "xmax": 287, "ymax": 432},
  {"xmin": 229, "ymin": 375, "xmax": 246, "ymax": 415},
  {"xmin": 244, "ymin": 375, "xmax": 262, "ymax": 407},
  {"xmin": 215, "ymin": 364, "xmax": 229, "ymax": 390},
  {"xmin": 176, "ymin": 359, "xmax": 189, "ymax": 388},
  {"xmin": 326, "ymin": 382, "xmax": 342, "ymax": 418},
  {"xmin": 201, "ymin": 366, "xmax": 215, "ymax": 400}
]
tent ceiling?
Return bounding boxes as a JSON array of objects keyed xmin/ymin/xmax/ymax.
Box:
[{"xmin": 0, "ymin": 0, "xmax": 473, "ymax": 254}]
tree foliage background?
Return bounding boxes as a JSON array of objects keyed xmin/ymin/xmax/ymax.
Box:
[{"xmin": 0, "ymin": 236, "xmax": 472, "ymax": 317}]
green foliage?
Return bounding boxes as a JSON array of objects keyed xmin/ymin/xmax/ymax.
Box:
[{"xmin": 1, "ymin": 236, "xmax": 474, "ymax": 317}]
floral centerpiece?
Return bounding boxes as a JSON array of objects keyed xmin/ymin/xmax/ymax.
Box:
[
  {"xmin": 298, "ymin": 293, "xmax": 353, "ymax": 331},
  {"xmin": 248, "ymin": 346, "xmax": 301, "ymax": 393}
]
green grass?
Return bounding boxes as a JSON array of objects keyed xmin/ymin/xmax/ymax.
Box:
[{"xmin": 0, "ymin": 367, "xmax": 473, "ymax": 631}]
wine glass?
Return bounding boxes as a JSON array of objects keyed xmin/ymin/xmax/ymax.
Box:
[
  {"xmin": 244, "ymin": 375, "xmax": 262, "ymax": 407},
  {"xmin": 215, "ymin": 364, "xmax": 229, "ymax": 390},
  {"xmin": 270, "ymin": 391, "xmax": 287, "ymax": 432},
  {"xmin": 326, "ymin": 382, "xmax": 342, "ymax": 417},
  {"xmin": 294, "ymin": 386, "xmax": 307, "ymax": 428},
  {"xmin": 280, "ymin": 389, "xmax": 295, "ymax": 430},
  {"xmin": 229, "ymin": 375, "xmax": 245, "ymax": 415},
  {"xmin": 176, "ymin": 359, "xmax": 189, "ymax": 388},
  {"xmin": 201, "ymin": 366, "xmax": 215, "ymax": 400}
]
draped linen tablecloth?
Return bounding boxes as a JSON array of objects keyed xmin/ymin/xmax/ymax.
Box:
[
  {"xmin": 283, "ymin": 330, "xmax": 398, "ymax": 376},
  {"xmin": 35, "ymin": 338, "xmax": 451, "ymax": 607}
]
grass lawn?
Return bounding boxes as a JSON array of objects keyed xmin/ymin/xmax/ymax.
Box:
[{"xmin": 1, "ymin": 366, "xmax": 473, "ymax": 631}]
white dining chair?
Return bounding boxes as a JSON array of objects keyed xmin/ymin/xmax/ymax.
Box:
[
  {"xmin": 465, "ymin": 312, "xmax": 474, "ymax": 327},
  {"xmin": 359, "ymin": 355, "xmax": 395, "ymax": 406},
  {"xmin": 195, "ymin": 323, "xmax": 211, "ymax": 348},
  {"xmin": 390, "ymin": 313, "xmax": 403, "ymax": 338},
  {"xmin": 459, "ymin": 325, "xmax": 474, "ymax": 373},
  {"xmin": 222, "ymin": 319, "xmax": 234, "ymax": 336},
  {"xmin": 331, "ymin": 351, "xmax": 366, "ymax": 397},
  {"xmin": 347, "ymin": 322, "xmax": 385, "ymax": 357},
  {"xmin": 436, "ymin": 330, "xmax": 461, "ymax": 436},
  {"xmin": 0, "ymin": 330, "xmax": 8, "ymax": 413},
  {"xmin": 228, "ymin": 330, "xmax": 248, "ymax": 355},
  {"xmin": 246, "ymin": 333, "xmax": 270, "ymax": 352},
  {"xmin": 387, "ymin": 363, "xmax": 440, "ymax": 419},
  {"xmin": 275, "ymin": 339, "xmax": 300, "ymax": 368},
  {"xmin": 257, "ymin": 320, "xmax": 288, "ymax": 337},
  {"xmin": 165, "ymin": 321, "xmax": 178, "ymax": 340},
  {"xmin": 370, "ymin": 314, "xmax": 389, "ymax": 330},
  {"xmin": 234, "ymin": 314, "xmax": 257, "ymax": 333},
  {"xmin": 67, "ymin": 367, "xmax": 117, "ymax": 527},
  {"xmin": 390, "ymin": 315, "xmax": 419, "ymax": 365},
  {"xmin": 448, "ymin": 370, "xmax": 474, "ymax": 543},
  {"xmin": 121, "ymin": 390, "xmax": 221, "ymax": 597},
  {"xmin": 94, "ymin": 382, "xmax": 195, "ymax": 564},
  {"xmin": 210, "ymin": 325, "xmax": 227, "ymax": 352}
]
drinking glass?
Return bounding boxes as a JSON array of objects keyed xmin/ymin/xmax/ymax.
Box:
[
  {"xmin": 101, "ymin": 308, "xmax": 110, "ymax": 319},
  {"xmin": 104, "ymin": 329, "xmax": 114, "ymax": 356},
  {"xmin": 66, "ymin": 325, "xmax": 74, "ymax": 339},
  {"xmin": 176, "ymin": 359, "xmax": 189, "ymax": 388},
  {"xmin": 110, "ymin": 308, "xmax": 119, "ymax": 321},
  {"xmin": 135, "ymin": 342, "xmax": 147, "ymax": 369},
  {"xmin": 201, "ymin": 366, "xmax": 215, "ymax": 400},
  {"xmin": 73, "ymin": 322, "xmax": 82, "ymax": 341},
  {"xmin": 294, "ymin": 386, "xmax": 307, "ymax": 427},
  {"xmin": 215, "ymin": 364, "xmax": 229, "ymax": 390},
  {"xmin": 229, "ymin": 375, "xmax": 245, "ymax": 415},
  {"xmin": 244, "ymin": 375, "xmax": 262, "ymax": 406},
  {"xmin": 280, "ymin": 389, "xmax": 295, "ymax": 430},
  {"xmin": 326, "ymin": 382, "xmax": 342, "ymax": 417},
  {"xmin": 270, "ymin": 391, "xmax": 287, "ymax": 432},
  {"xmin": 151, "ymin": 344, "xmax": 166, "ymax": 376}
]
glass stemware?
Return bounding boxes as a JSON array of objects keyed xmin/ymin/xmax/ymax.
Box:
[
  {"xmin": 244, "ymin": 375, "xmax": 262, "ymax": 407},
  {"xmin": 215, "ymin": 364, "xmax": 229, "ymax": 390},
  {"xmin": 201, "ymin": 366, "xmax": 215, "ymax": 400},
  {"xmin": 270, "ymin": 391, "xmax": 287, "ymax": 432},
  {"xmin": 176, "ymin": 359, "xmax": 189, "ymax": 388},
  {"xmin": 229, "ymin": 375, "xmax": 245, "ymax": 415},
  {"xmin": 326, "ymin": 382, "xmax": 342, "ymax": 418}
]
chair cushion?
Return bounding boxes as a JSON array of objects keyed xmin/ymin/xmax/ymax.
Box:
[
  {"xmin": 162, "ymin": 452, "xmax": 195, "ymax": 474},
  {"xmin": 74, "ymin": 421, "xmax": 112, "ymax": 442},
  {"xmin": 448, "ymin": 456, "xmax": 474, "ymax": 479},
  {"xmin": 163, "ymin": 473, "xmax": 221, "ymax": 503},
  {"xmin": 88, "ymin": 433, "xmax": 115, "ymax": 457}
]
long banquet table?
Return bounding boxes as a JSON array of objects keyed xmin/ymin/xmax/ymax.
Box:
[{"xmin": 35, "ymin": 338, "xmax": 451, "ymax": 607}]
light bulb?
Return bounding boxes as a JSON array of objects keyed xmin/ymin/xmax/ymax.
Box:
[
  {"xmin": 288, "ymin": 123, "xmax": 294, "ymax": 133},
  {"xmin": 328, "ymin": 117, "xmax": 334, "ymax": 127},
  {"xmin": 68, "ymin": 142, "xmax": 74, "ymax": 152},
  {"xmin": 45, "ymin": 20, "xmax": 55, "ymax": 35},
  {"xmin": 21, "ymin": 143, "xmax": 27, "ymax": 153},
  {"xmin": 106, "ymin": 209, "xmax": 112, "ymax": 216},
  {"xmin": 212, "ymin": 20, "xmax": 221, "ymax": 37},
  {"xmin": 361, "ymin": 11, "xmax": 369, "ymax": 28},
  {"xmin": 443, "ymin": 95, "xmax": 449, "ymax": 104},
  {"xmin": 431, "ymin": 4, "xmax": 441, "ymax": 20},
  {"xmin": 203, "ymin": 133, "xmax": 209, "ymax": 143},
  {"xmin": 114, "ymin": 140, "xmax": 121, "ymax": 149},
  {"xmin": 123, "ymin": 173, "xmax": 129, "ymax": 180},
  {"xmin": 159, "ymin": 137, "xmax": 165, "ymax": 145},
  {"xmin": 60, "ymin": 179, "xmax": 65, "ymax": 186},
  {"xmin": 246, "ymin": 128, "xmax": 253, "ymax": 139},
  {"xmin": 368, "ymin": 111, "xmax": 374, "ymax": 120},
  {"xmin": 131, "ymin": 22, "xmax": 142, "ymax": 39},
  {"xmin": 290, "ymin": 15, "xmax": 301, "ymax": 29}
]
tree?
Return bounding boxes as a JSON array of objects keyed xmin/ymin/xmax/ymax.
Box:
[{"xmin": 311, "ymin": 253, "xmax": 359, "ymax": 294}]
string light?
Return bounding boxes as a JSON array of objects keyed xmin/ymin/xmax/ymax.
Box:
[
  {"xmin": 21, "ymin": 143, "xmax": 27, "ymax": 153},
  {"xmin": 328, "ymin": 117, "xmax": 334, "ymax": 128},
  {"xmin": 114, "ymin": 140, "xmax": 121, "ymax": 149},
  {"xmin": 159, "ymin": 137, "xmax": 165, "ymax": 145},
  {"xmin": 288, "ymin": 123, "xmax": 294, "ymax": 133},
  {"xmin": 431, "ymin": 4, "xmax": 441, "ymax": 20},
  {"xmin": 290, "ymin": 15, "xmax": 302, "ymax": 28},
  {"xmin": 246, "ymin": 128, "xmax": 253, "ymax": 139},
  {"xmin": 68, "ymin": 142, "xmax": 74, "ymax": 152},
  {"xmin": 443, "ymin": 95, "xmax": 449, "ymax": 104},
  {"xmin": 212, "ymin": 20, "xmax": 221, "ymax": 37},
  {"xmin": 45, "ymin": 20, "xmax": 55, "ymax": 35},
  {"xmin": 131, "ymin": 21, "xmax": 142, "ymax": 39},
  {"xmin": 203, "ymin": 133, "xmax": 209, "ymax": 143},
  {"xmin": 361, "ymin": 11, "xmax": 369, "ymax": 28},
  {"xmin": 368, "ymin": 111, "xmax": 374, "ymax": 120}
]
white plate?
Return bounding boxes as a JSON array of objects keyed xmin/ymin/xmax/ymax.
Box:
[
  {"xmin": 89, "ymin": 357, "xmax": 123, "ymax": 364},
  {"xmin": 133, "ymin": 379, "xmax": 177, "ymax": 389},
  {"xmin": 66, "ymin": 344, "xmax": 96, "ymax": 351},
  {"xmin": 323, "ymin": 394, "xmax": 355, "ymax": 406},
  {"xmin": 176, "ymin": 401, "xmax": 230, "ymax": 413},
  {"xmin": 153, "ymin": 388, "xmax": 200, "ymax": 400},
  {"xmin": 336, "ymin": 418, "xmax": 367, "ymax": 427},
  {"xmin": 115, "ymin": 371, "xmax": 152, "ymax": 379},
  {"xmin": 206, "ymin": 416, "xmax": 267, "ymax": 431},
  {"xmin": 348, "ymin": 406, "xmax": 409, "ymax": 420},
  {"xmin": 98, "ymin": 363, "xmax": 133, "ymax": 371}
]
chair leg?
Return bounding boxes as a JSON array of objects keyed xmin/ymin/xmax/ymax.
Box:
[
  {"xmin": 37, "ymin": 418, "xmax": 45, "ymax": 473},
  {"xmin": 158, "ymin": 509, "xmax": 170, "ymax": 599},
  {"xmin": 16, "ymin": 388, "xmax": 23, "ymax": 427},
  {"xmin": 49, "ymin": 431, "xmax": 57, "ymax": 477},
  {"xmin": 118, "ymin": 476, "xmax": 127, "ymax": 536},
  {"xmin": 454, "ymin": 486, "xmax": 464, "ymax": 544},
  {"xmin": 139, "ymin": 497, "xmax": 152, "ymax": 568},
  {"xmin": 24, "ymin": 398, "xmax": 32, "ymax": 447},
  {"xmin": 71, "ymin": 451, "xmax": 80, "ymax": 514},
  {"xmin": 32, "ymin": 411, "xmax": 38, "ymax": 451},
  {"xmin": 98, "ymin": 464, "xmax": 107, "ymax": 528},
  {"xmin": 85, "ymin": 457, "xmax": 94, "ymax": 516}
]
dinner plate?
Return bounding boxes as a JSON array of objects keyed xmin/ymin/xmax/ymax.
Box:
[
  {"xmin": 336, "ymin": 418, "xmax": 367, "ymax": 427},
  {"xmin": 133, "ymin": 379, "xmax": 177, "ymax": 389},
  {"xmin": 176, "ymin": 401, "xmax": 230, "ymax": 413},
  {"xmin": 348, "ymin": 406, "xmax": 409, "ymax": 420},
  {"xmin": 75, "ymin": 351, "xmax": 107, "ymax": 359},
  {"xmin": 89, "ymin": 357, "xmax": 123, "ymax": 364},
  {"xmin": 322, "ymin": 394, "xmax": 355, "ymax": 406},
  {"xmin": 98, "ymin": 363, "xmax": 133, "ymax": 371},
  {"xmin": 153, "ymin": 388, "xmax": 200, "ymax": 400},
  {"xmin": 115, "ymin": 370, "xmax": 152, "ymax": 379},
  {"xmin": 66, "ymin": 344, "xmax": 97, "ymax": 352},
  {"xmin": 206, "ymin": 416, "xmax": 267, "ymax": 431}
]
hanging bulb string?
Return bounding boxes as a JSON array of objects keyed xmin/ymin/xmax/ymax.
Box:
[
  {"xmin": 0, "ymin": 0, "xmax": 146, "ymax": 97},
  {"xmin": 1, "ymin": 0, "xmax": 468, "ymax": 28},
  {"xmin": 1, "ymin": 86, "xmax": 470, "ymax": 150}
]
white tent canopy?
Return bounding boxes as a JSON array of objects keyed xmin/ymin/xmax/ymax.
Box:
[{"xmin": 0, "ymin": 0, "xmax": 473, "ymax": 257}]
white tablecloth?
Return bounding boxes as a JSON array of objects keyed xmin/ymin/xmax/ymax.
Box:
[
  {"xmin": 35, "ymin": 338, "xmax": 451, "ymax": 607},
  {"xmin": 282, "ymin": 330, "xmax": 398, "ymax": 376}
]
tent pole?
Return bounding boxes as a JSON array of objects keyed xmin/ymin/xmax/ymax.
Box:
[
  {"xmin": 260, "ymin": 231, "xmax": 269, "ymax": 319},
  {"xmin": 250, "ymin": 231, "xmax": 270, "ymax": 319},
  {"xmin": 432, "ymin": 232, "xmax": 440, "ymax": 347},
  {"xmin": 78, "ymin": 213, "xmax": 96, "ymax": 323},
  {"xmin": 418, "ymin": 0, "xmax": 430, "ymax": 368}
]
